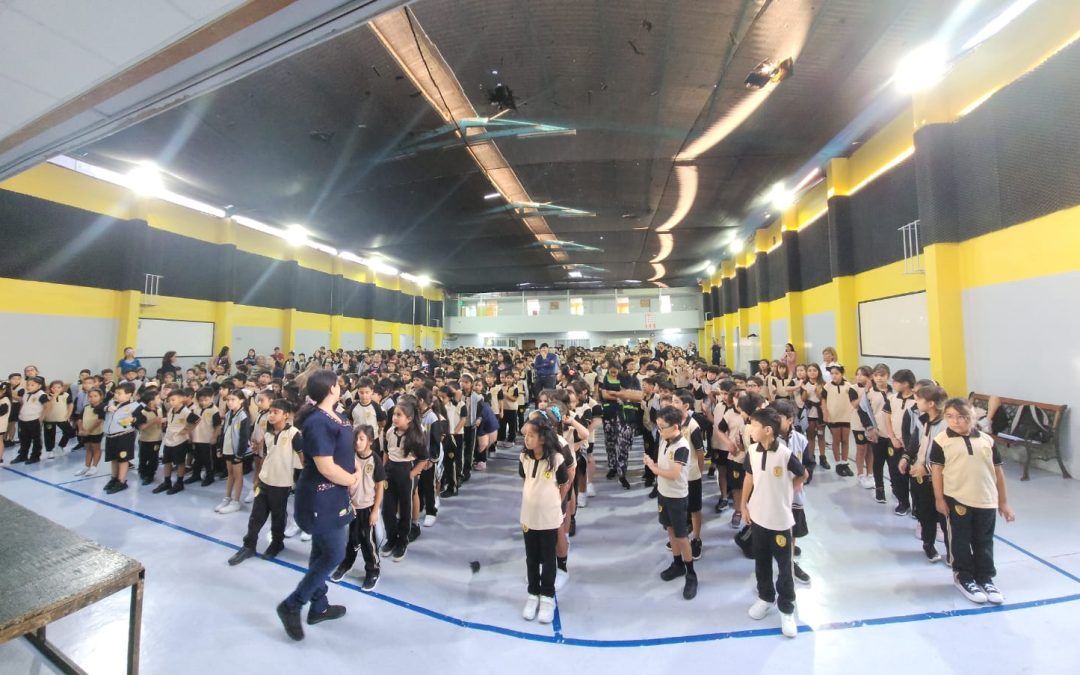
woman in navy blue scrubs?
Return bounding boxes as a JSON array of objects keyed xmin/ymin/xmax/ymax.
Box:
[{"xmin": 277, "ymin": 369, "xmax": 360, "ymax": 641}]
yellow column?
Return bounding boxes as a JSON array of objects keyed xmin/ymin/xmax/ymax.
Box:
[
  {"xmin": 115, "ymin": 290, "xmax": 141, "ymax": 362},
  {"xmin": 924, "ymin": 245, "xmax": 967, "ymax": 394},
  {"xmin": 215, "ymin": 300, "xmax": 234, "ymax": 356},
  {"xmin": 282, "ymin": 309, "xmax": 297, "ymax": 353},
  {"xmin": 330, "ymin": 257, "xmax": 343, "ymax": 351},
  {"xmin": 824, "ymin": 157, "xmax": 859, "ymax": 366}
]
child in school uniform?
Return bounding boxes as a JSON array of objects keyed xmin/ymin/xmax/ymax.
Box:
[
  {"xmin": 742, "ymin": 406, "xmax": 808, "ymax": 638},
  {"xmin": 215, "ymin": 389, "xmax": 251, "ymax": 514},
  {"xmin": 498, "ymin": 371, "xmax": 520, "ymax": 449},
  {"xmin": 330, "ymin": 425, "xmax": 385, "ymax": 590},
  {"xmin": 380, "ymin": 399, "xmax": 430, "ymax": 562},
  {"xmin": 900, "ymin": 384, "xmax": 950, "ymax": 563},
  {"xmin": 4, "ymin": 373, "xmax": 22, "ymax": 448},
  {"xmin": 230, "ymin": 399, "xmax": 304, "ymax": 565},
  {"xmin": 643, "ymin": 405, "xmax": 699, "ymax": 600},
  {"xmin": 154, "ymin": 389, "xmax": 200, "ymax": 495},
  {"xmin": 800, "ymin": 365, "xmax": 828, "ymax": 470},
  {"xmin": 14, "ymin": 376, "xmax": 49, "ymax": 464},
  {"xmin": 42, "ymin": 380, "xmax": 74, "ymax": 458},
  {"xmin": 135, "ymin": 388, "xmax": 163, "ymax": 485},
  {"xmin": 0, "ymin": 383, "xmax": 10, "ymax": 464},
  {"xmin": 884, "ymin": 369, "xmax": 917, "ymax": 515},
  {"xmin": 851, "ymin": 366, "xmax": 877, "ymax": 489},
  {"xmin": 930, "ymin": 398, "xmax": 1016, "ymax": 604},
  {"xmin": 102, "ymin": 382, "xmax": 140, "ymax": 494},
  {"xmin": 821, "ymin": 365, "xmax": 859, "ymax": 477},
  {"xmin": 672, "ymin": 391, "xmax": 707, "ymax": 560},
  {"xmin": 74, "ymin": 388, "xmax": 106, "ymax": 476},
  {"xmin": 774, "ymin": 399, "xmax": 813, "ymax": 584},
  {"xmin": 186, "ymin": 387, "xmax": 222, "ymax": 487},
  {"xmin": 519, "ymin": 411, "xmax": 571, "ymax": 623}
]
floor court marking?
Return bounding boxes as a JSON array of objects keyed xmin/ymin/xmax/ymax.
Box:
[{"xmin": 4, "ymin": 465, "xmax": 1079, "ymax": 648}]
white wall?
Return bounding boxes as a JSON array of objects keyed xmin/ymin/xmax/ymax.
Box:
[
  {"xmin": 963, "ymin": 271, "xmax": 1079, "ymax": 475},
  {"xmin": 770, "ymin": 318, "xmax": 789, "ymax": 362},
  {"xmin": 232, "ymin": 326, "xmax": 282, "ymax": 358},
  {"xmin": 447, "ymin": 309, "xmax": 702, "ymax": 335},
  {"xmin": 0, "ymin": 313, "xmax": 117, "ymax": 381},
  {"xmin": 295, "ymin": 330, "xmax": 330, "ymax": 356},
  {"xmin": 342, "ymin": 331, "xmax": 367, "ymax": 351},
  {"xmin": 802, "ymin": 311, "xmax": 836, "ymax": 366},
  {"xmin": 374, "ymin": 333, "xmax": 392, "ymax": 350},
  {"xmin": 442, "ymin": 330, "xmax": 698, "ymax": 350},
  {"xmin": 399, "ymin": 333, "xmax": 414, "ymax": 350}
]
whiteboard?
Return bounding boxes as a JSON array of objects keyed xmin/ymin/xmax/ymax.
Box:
[
  {"xmin": 374, "ymin": 333, "xmax": 392, "ymax": 350},
  {"xmin": 136, "ymin": 319, "xmax": 214, "ymax": 359},
  {"xmin": 858, "ymin": 292, "xmax": 930, "ymax": 359}
]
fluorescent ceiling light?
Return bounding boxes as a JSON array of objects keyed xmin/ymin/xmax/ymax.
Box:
[
  {"xmin": 793, "ymin": 167, "xmax": 821, "ymax": 192},
  {"xmin": 706, "ymin": 263, "xmax": 717, "ymax": 276},
  {"xmin": 662, "ymin": 328, "xmax": 682, "ymax": 336},
  {"xmin": 126, "ymin": 163, "xmax": 164, "ymax": 197},
  {"xmin": 894, "ymin": 43, "xmax": 948, "ymax": 93},
  {"xmin": 769, "ymin": 183, "xmax": 795, "ymax": 210},
  {"xmin": 284, "ymin": 224, "xmax": 308, "ymax": 247},
  {"xmin": 729, "ymin": 239, "xmax": 745, "ymax": 254},
  {"xmin": 338, "ymin": 251, "xmax": 366, "ymax": 264},
  {"xmin": 963, "ymin": 0, "xmax": 1038, "ymax": 51},
  {"xmin": 483, "ymin": 192, "xmax": 501, "ymax": 200},
  {"xmin": 568, "ymin": 270, "xmax": 583, "ymax": 278},
  {"xmin": 415, "ymin": 275, "xmax": 431, "ymax": 287},
  {"xmin": 623, "ymin": 279, "xmax": 642, "ymax": 284}
]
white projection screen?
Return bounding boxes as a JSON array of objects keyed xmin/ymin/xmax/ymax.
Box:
[
  {"xmin": 858, "ymin": 292, "xmax": 930, "ymax": 359},
  {"xmin": 136, "ymin": 319, "xmax": 215, "ymax": 360}
]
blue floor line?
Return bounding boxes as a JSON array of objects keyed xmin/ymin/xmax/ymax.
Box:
[{"xmin": 4, "ymin": 464, "xmax": 1079, "ymax": 648}]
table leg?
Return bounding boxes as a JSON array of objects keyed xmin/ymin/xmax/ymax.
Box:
[
  {"xmin": 128, "ymin": 570, "xmax": 145, "ymax": 675},
  {"xmin": 25, "ymin": 625, "xmax": 86, "ymax": 675}
]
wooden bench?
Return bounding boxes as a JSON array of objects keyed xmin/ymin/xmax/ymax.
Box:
[
  {"xmin": 969, "ymin": 392, "xmax": 1070, "ymax": 482},
  {"xmin": 0, "ymin": 494, "xmax": 144, "ymax": 674}
]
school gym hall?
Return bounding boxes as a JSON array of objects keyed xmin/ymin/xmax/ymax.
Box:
[{"xmin": 1, "ymin": 1, "xmax": 1078, "ymax": 674}]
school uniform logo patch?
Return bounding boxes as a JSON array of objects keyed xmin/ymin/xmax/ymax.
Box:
[
  {"xmin": 888, "ymin": 448, "xmax": 894, "ymax": 457},
  {"xmin": 544, "ymin": 470, "xmax": 553, "ymax": 480},
  {"xmin": 657, "ymin": 504, "xmax": 663, "ymax": 513},
  {"xmin": 775, "ymin": 533, "xmax": 787, "ymax": 548},
  {"xmin": 365, "ymin": 463, "xmax": 374, "ymax": 475},
  {"xmin": 521, "ymin": 524, "xmax": 529, "ymax": 533},
  {"xmin": 773, "ymin": 466, "xmax": 782, "ymax": 477},
  {"xmin": 119, "ymin": 451, "xmax": 127, "ymax": 459},
  {"xmin": 954, "ymin": 504, "xmax": 967, "ymax": 516},
  {"xmin": 733, "ymin": 470, "xmax": 741, "ymax": 479}
]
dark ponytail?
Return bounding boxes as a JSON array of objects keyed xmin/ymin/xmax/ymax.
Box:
[
  {"xmin": 295, "ymin": 369, "xmax": 338, "ymax": 427},
  {"xmin": 394, "ymin": 399, "xmax": 426, "ymax": 456}
]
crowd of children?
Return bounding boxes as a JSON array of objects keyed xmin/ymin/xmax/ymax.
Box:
[{"xmin": 0, "ymin": 340, "xmax": 1017, "ymax": 638}]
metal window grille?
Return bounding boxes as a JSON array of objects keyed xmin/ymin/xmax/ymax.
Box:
[
  {"xmin": 141, "ymin": 274, "xmax": 163, "ymax": 306},
  {"xmin": 898, "ymin": 220, "xmax": 924, "ymax": 274}
]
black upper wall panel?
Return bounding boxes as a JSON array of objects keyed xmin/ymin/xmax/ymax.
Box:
[
  {"xmin": 797, "ymin": 219, "xmax": 831, "ymax": 291},
  {"xmin": 145, "ymin": 227, "xmax": 230, "ymax": 302},
  {"xmin": 293, "ymin": 266, "xmax": 334, "ymax": 315},
  {"xmin": 734, "ymin": 267, "xmax": 750, "ymax": 309},
  {"xmin": 753, "ymin": 253, "xmax": 770, "ymax": 304},
  {"xmin": 847, "ymin": 156, "xmax": 918, "ymax": 272},
  {"xmin": 766, "ymin": 243, "xmax": 788, "ymax": 302},
  {"xmin": 232, "ymin": 249, "xmax": 294, "ymax": 308},
  {"xmin": 427, "ymin": 301, "xmax": 443, "ymax": 327},
  {"xmin": 0, "ymin": 189, "xmax": 139, "ymax": 291}
]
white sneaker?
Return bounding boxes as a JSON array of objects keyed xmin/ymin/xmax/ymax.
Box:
[
  {"xmin": 84, "ymin": 464, "xmax": 98, "ymax": 477},
  {"xmin": 748, "ymin": 599, "xmax": 772, "ymax": 620},
  {"xmin": 74, "ymin": 466, "xmax": 89, "ymax": 477},
  {"xmin": 284, "ymin": 519, "xmax": 300, "ymax": 538},
  {"xmin": 300, "ymin": 531, "xmax": 312, "ymax": 542},
  {"xmin": 780, "ymin": 611, "xmax": 798, "ymax": 638},
  {"xmin": 586, "ymin": 482, "xmax": 596, "ymax": 497},
  {"xmin": 860, "ymin": 475, "xmax": 875, "ymax": 489},
  {"xmin": 522, "ymin": 594, "xmax": 540, "ymax": 621},
  {"xmin": 537, "ymin": 596, "xmax": 556, "ymax": 624},
  {"xmin": 242, "ymin": 490, "xmax": 255, "ymax": 504},
  {"xmin": 219, "ymin": 500, "xmax": 241, "ymax": 514},
  {"xmin": 214, "ymin": 497, "xmax": 232, "ymax": 513},
  {"xmin": 555, "ymin": 568, "xmax": 569, "ymax": 591},
  {"xmin": 423, "ymin": 514, "xmax": 437, "ymax": 527},
  {"xmin": 44, "ymin": 451, "xmax": 55, "ymax": 460},
  {"xmin": 577, "ymin": 492, "xmax": 587, "ymax": 508}
]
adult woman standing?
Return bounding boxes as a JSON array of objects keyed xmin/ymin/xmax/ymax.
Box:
[
  {"xmin": 215, "ymin": 346, "xmax": 232, "ymax": 375},
  {"xmin": 118, "ymin": 347, "xmax": 142, "ymax": 374},
  {"xmin": 157, "ymin": 351, "xmax": 181, "ymax": 381},
  {"xmin": 277, "ymin": 369, "xmax": 360, "ymax": 641}
]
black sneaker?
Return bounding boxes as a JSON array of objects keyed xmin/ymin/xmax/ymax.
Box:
[
  {"xmin": 107, "ymin": 481, "xmax": 128, "ymax": 494},
  {"xmin": 183, "ymin": 474, "xmax": 201, "ymax": 485},
  {"xmin": 152, "ymin": 479, "xmax": 172, "ymax": 494},
  {"xmin": 660, "ymin": 559, "xmax": 686, "ymax": 581},
  {"xmin": 307, "ymin": 605, "xmax": 346, "ymax": 625},
  {"xmin": 707, "ymin": 465, "xmax": 716, "ymax": 478},
  {"xmin": 140, "ymin": 476, "xmax": 154, "ymax": 486},
  {"xmin": 793, "ymin": 562, "xmax": 811, "ymax": 584},
  {"xmin": 606, "ymin": 468, "xmax": 617, "ymax": 480},
  {"xmin": 11, "ymin": 455, "xmax": 27, "ymax": 464},
  {"xmin": 166, "ymin": 481, "xmax": 185, "ymax": 495},
  {"xmin": 954, "ymin": 576, "xmax": 987, "ymax": 603},
  {"xmin": 894, "ymin": 503, "xmax": 911, "ymax": 517},
  {"xmin": 714, "ymin": 497, "xmax": 728, "ymax": 514},
  {"xmin": 923, "ymin": 544, "xmax": 941, "ymax": 563},
  {"xmin": 103, "ymin": 477, "xmax": 120, "ymax": 492},
  {"xmin": 380, "ymin": 541, "xmax": 395, "ymax": 557},
  {"xmin": 361, "ymin": 572, "xmax": 380, "ymax": 592},
  {"xmin": 818, "ymin": 456, "xmax": 830, "ymax": 470},
  {"xmin": 228, "ymin": 547, "xmax": 256, "ymax": 566},
  {"xmin": 875, "ymin": 489, "xmax": 886, "ymax": 504},
  {"xmin": 643, "ymin": 476, "xmax": 654, "ymax": 488},
  {"xmin": 330, "ymin": 565, "xmax": 349, "ymax": 582},
  {"xmin": 665, "ymin": 540, "xmax": 672, "ymax": 551},
  {"xmin": 439, "ymin": 487, "xmax": 456, "ymax": 499},
  {"xmin": 25, "ymin": 457, "xmax": 40, "ymax": 465},
  {"xmin": 683, "ymin": 571, "xmax": 698, "ymax": 600},
  {"xmin": 794, "ymin": 545, "xmax": 802, "ymax": 557},
  {"xmin": 277, "ymin": 602, "xmax": 304, "ymax": 641},
  {"xmin": 619, "ymin": 476, "xmax": 631, "ymax": 490},
  {"xmin": 392, "ymin": 542, "xmax": 407, "ymax": 562},
  {"xmin": 261, "ymin": 543, "xmax": 284, "ymax": 560},
  {"xmin": 408, "ymin": 523, "xmax": 421, "ymax": 543},
  {"xmin": 691, "ymin": 538, "xmax": 703, "ymax": 560},
  {"xmin": 201, "ymin": 476, "xmax": 215, "ymax": 487},
  {"xmin": 648, "ymin": 486, "xmax": 659, "ymax": 499}
]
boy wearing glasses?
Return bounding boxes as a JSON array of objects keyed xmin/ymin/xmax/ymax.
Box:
[{"xmin": 643, "ymin": 406, "xmax": 698, "ymax": 600}]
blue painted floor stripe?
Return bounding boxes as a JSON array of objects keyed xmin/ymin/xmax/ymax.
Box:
[{"xmin": 4, "ymin": 465, "xmax": 1079, "ymax": 648}]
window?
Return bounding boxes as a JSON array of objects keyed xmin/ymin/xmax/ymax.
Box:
[
  {"xmin": 463, "ymin": 304, "xmax": 477, "ymax": 318},
  {"xmin": 616, "ymin": 297, "xmax": 630, "ymax": 314},
  {"xmin": 659, "ymin": 295, "xmax": 672, "ymax": 314},
  {"xmin": 527, "ymin": 298, "xmax": 541, "ymax": 316},
  {"xmin": 482, "ymin": 301, "xmax": 498, "ymax": 317},
  {"xmin": 570, "ymin": 297, "xmax": 584, "ymax": 316}
]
